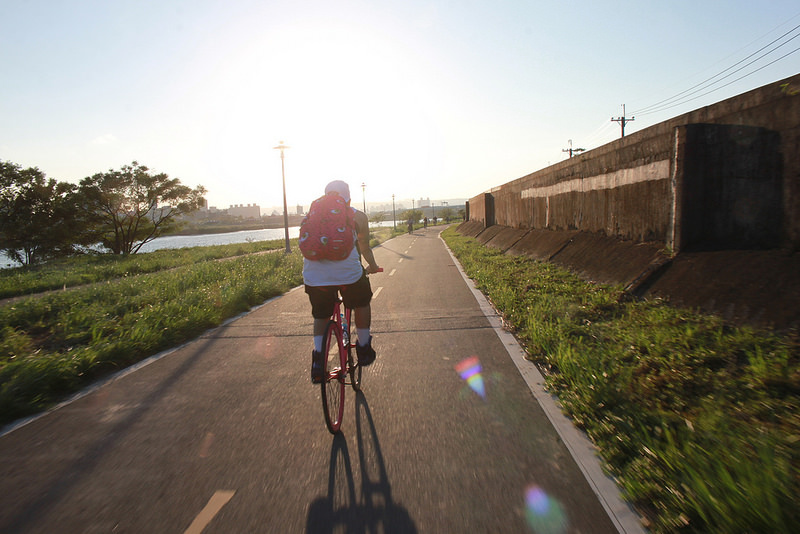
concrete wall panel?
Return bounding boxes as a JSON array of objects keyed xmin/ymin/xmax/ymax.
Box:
[{"xmin": 484, "ymin": 227, "xmax": 529, "ymax": 252}]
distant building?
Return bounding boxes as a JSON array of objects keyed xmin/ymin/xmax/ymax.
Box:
[
  {"xmin": 296, "ymin": 204, "xmax": 304, "ymax": 216},
  {"xmin": 228, "ymin": 203, "xmax": 261, "ymax": 219},
  {"xmin": 417, "ymin": 197, "xmax": 430, "ymax": 208}
]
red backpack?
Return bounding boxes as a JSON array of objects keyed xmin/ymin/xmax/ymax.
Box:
[{"xmin": 298, "ymin": 193, "xmax": 357, "ymax": 261}]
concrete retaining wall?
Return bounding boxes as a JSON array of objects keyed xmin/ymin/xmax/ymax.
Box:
[
  {"xmin": 460, "ymin": 74, "xmax": 800, "ymax": 329},
  {"xmin": 468, "ymin": 73, "xmax": 800, "ymax": 252}
]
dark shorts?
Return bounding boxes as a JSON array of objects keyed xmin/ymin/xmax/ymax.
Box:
[{"xmin": 305, "ymin": 271, "xmax": 373, "ymax": 319}]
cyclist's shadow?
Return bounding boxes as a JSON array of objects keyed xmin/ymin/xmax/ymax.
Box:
[{"xmin": 306, "ymin": 392, "xmax": 417, "ymax": 533}]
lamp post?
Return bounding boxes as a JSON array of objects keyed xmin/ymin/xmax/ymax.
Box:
[
  {"xmin": 361, "ymin": 182, "xmax": 366, "ymax": 213},
  {"xmin": 392, "ymin": 194, "xmax": 396, "ymax": 230},
  {"xmin": 273, "ymin": 140, "xmax": 291, "ymax": 253}
]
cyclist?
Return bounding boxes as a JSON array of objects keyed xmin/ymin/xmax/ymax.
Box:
[{"xmin": 303, "ymin": 180, "xmax": 381, "ymax": 383}]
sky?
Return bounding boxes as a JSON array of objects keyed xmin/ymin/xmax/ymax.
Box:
[{"xmin": 2, "ymin": 0, "xmax": 799, "ymax": 213}]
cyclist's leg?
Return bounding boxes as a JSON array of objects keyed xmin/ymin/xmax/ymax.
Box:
[
  {"xmin": 341, "ymin": 273, "xmax": 376, "ymax": 365},
  {"xmin": 305, "ymin": 285, "xmax": 337, "ymax": 382}
]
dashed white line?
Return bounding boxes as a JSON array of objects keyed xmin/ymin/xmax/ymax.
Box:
[
  {"xmin": 398, "ymin": 258, "xmax": 404, "ymax": 263},
  {"xmin": 373, "ymin": 286, "xmax": 383, "ymax": 299},
  {"xmin": 389, "ymin": 269, "xmax": 397, "ymax": 276},
  {"xmin": 184, "ymin": 490, "xmax": 236, "ymax": 534}
]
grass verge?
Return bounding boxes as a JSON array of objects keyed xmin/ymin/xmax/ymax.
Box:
[
  {"xmin": 441, "ymin": 227, "xmax": 799, "ymax": 534},
  {"xmin": 0, "ymin": 249, "xmax": 304, "ymax": 425}
]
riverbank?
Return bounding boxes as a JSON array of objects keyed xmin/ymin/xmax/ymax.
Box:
[{"xmin": 169, "ymin": 215, "xmax": 307, "ymax": 236}]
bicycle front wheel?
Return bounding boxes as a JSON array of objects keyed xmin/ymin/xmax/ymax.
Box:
[
  {"xmin": 321, "ymin": 320, "xmax": 346, "ymax": 434},
  {"xmin": 343, "ymin": 310, "xmax": 362, "ymax": 392}
]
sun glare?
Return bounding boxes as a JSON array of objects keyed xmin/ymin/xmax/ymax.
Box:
[{"xmin": 195, "ymin": 20, "xmax": 444, "ymax": 208}]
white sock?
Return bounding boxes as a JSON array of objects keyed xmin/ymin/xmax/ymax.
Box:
[
  {"xmin": 357, "ymin": 329, "xmax": 370, "ymax": 346},
  {"xmin": 314, "ymin": 336, "xmax": 324, "ymax": 352}
]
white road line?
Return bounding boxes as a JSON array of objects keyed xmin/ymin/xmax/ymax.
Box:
[
  {"xmin": 184, "ymin": 490, "xmax": 236, "ymax": 534},
  {"xmin": 398, "ymin": 258, "xmax": 404, "ymax": 263},
  {"xmin": 373, "ymin": 286, "xmax": 383, "ymax": 299},
  {"xmin": 389, "ymin": 269, "xmax": 397, "ymax": 276},
  {"xmin": 198, "ymin": 432, "xmax": 215, "ymax": 458}
]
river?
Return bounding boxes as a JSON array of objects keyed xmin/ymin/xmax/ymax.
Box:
[{"xmin": 0, "ymin": 227, "xmax": 301, "ymax": 269}]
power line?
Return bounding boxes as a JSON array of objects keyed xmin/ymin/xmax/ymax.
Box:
[
  {"xmin": 636, "ymin": 43, "xmax": 800, "ymax": 117},
  {"xmin": 632, "ymin": 22, "xmax": 800, "ymax": 116},
  {"xmin": 574, "ymin": 13, "xmax": 800, "ymax": 154}
]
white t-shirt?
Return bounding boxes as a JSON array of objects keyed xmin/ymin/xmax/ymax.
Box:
[{"xmin": 302, "ymin": 208, "xmax": 362, "ymax": 286}]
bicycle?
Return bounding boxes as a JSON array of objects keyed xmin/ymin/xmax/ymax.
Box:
[{"xmin": 320, "ymin": 269, "xmax": 382, "ymax": 434}]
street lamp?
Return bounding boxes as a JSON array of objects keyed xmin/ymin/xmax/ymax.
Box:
[
  {"xmin": 273, "ymin": 140, "xmax": 291, "ymax": 253},
  {"xmin": 361, "ymin": 182, "xmax": 366, "ymax": 213},
  {"xmin": 392, "ymin": 194, "xmax": 396, "ymax": 230}
]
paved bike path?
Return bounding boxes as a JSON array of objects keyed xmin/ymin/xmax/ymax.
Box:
[{"xmin": 0, "ymin": 227, "xmax": 641, "ymax": 533}]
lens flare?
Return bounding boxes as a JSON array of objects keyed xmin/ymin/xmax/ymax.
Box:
[
  {"xmin": 455, "ymin": 356, "xmax": 485, "ymax": 398},
  {"xmin": 525, "ymin": 485, "xmax": 567, "ymax": 534}
]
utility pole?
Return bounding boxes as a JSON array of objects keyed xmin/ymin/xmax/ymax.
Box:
[
  {"xmin": 562, "ymin": 139, "xmax": 585, "ymax": 158},
  {"xmin": 361, "ymin": 182, "xmax": 366, "ymax": 213},
  {"xmin": 611, "ymin": 104, "xmax": 634, "ymax": 138},
  {"xmin": 272, "ymin": 141, "xmax": 291, "ymax": 253}
]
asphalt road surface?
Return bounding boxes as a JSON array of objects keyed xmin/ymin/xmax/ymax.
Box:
[{"xmin": 0, "ymin": 227, "xmax": 641, "ymax": 533}]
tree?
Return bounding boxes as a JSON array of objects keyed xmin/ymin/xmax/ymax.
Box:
[
  {"xmin": 438, "ymin": 207, "xmax": 454, "ymax": 223},
  {"xmin": 400, "ymin": 209, "xmax": 423, "ymax": 223},
  {"xmin": 0, "ymin": 161, "xmax": 93, "ymax": 265},
  {"xmin": 80, "ymin": 162, "xmax": 206, "ymax": 255},
  {"xmin": 369, "ymin": 212, "xmax": 386, "ymax": 225}
]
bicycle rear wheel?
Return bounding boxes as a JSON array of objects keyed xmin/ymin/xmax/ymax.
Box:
[
  {"xmin": 321, "ymin": 320, "xmax": 346, "ymax": 434},
  {"xmin": 349, "ymin": 342, "xmax": 362, "ymax": 392}
]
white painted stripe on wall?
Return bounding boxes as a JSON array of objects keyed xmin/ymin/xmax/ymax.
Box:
[{"xmin": 520, "ymin": 160, "xmax": 670, "ymax": 199}]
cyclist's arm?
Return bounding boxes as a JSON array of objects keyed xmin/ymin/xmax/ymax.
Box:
[{"xmin": 354, "ymin": 210, "xmax": 380, "ymax": 273}]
